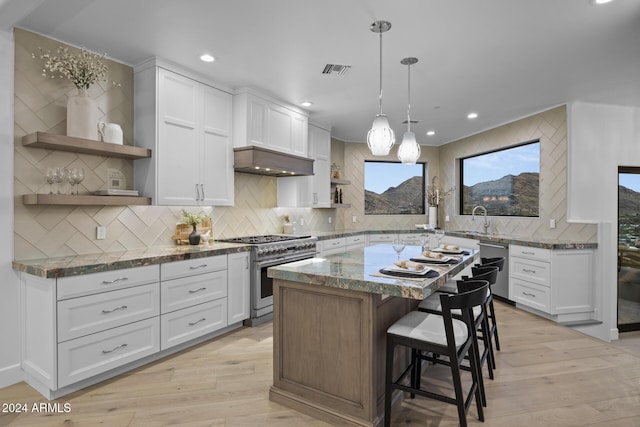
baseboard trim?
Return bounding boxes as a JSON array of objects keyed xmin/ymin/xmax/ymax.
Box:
[{"xmin": 0, "ymin": 363, "xmax": 23, "ymax": 389}]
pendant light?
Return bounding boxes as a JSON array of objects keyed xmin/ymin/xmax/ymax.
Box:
[
  {"xmin": 367, "ymin": 20, "xmax": 395, "ymax": 156},
  {"xmin": 397, "ymin": 57, "xmax": 421, "ymax": 164}
]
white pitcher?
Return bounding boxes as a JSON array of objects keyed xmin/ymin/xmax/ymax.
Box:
[{"xmin": 98, "ymin": 122, "xmax": 123, "ymax": 145}]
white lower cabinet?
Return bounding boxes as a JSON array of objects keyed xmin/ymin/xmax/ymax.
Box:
[
  {"xmin": 320, "ymin": 237, "xmax": 346, "ymax": 256},
  {"xmin": 161, "ymin": 299, "xmax": 227, "ymax": 350},
  {"xmin": 20, "ymin": 250, "xmax": 250, "ymax": 399},
  {"xmin": 509, "ymin": 244, "xmax": 594, "ymax": 319},
  {"xmin": 367, "ymin": 233, "xmax": 397, "ymax": 244},
  {"xmin": 58, "ymin": 317, "xmax": 160, "ymax": 388}
]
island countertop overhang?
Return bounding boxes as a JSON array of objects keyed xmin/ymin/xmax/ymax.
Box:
[{"xmin": 267, "ymin": 244, "xmax": 479, "ymax": 300}]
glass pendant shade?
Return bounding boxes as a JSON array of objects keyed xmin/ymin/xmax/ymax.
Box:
[
  {"xmin": 397, "ymin": 131, "xmax": 421, "ymax": 164},
  {"xmin": 398, "ymin": 56, "xmax": 421, "ymax": 164},
  {"xmin": 368, "ymin": 20, "xmax": 394, "ymax": 156},
  {"xmin": 367, "ymin": 114, "xmax": 395, "ymax": 156}
]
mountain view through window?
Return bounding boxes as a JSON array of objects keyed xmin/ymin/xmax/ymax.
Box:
[
  {"xmin": 364, "ymin": 162, "xmax": 425, "ymax": 215},
  {"xmin": 460, "ymin": 141, "xmax": 540, "ymax": 217}
]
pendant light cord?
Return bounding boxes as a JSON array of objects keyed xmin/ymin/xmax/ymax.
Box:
[
  {"xmin": 406, "ymin": 62, "xmax": 411, "ymax": 132},
  {"xmin": 378, "ymin": 31, "xmax": 383, "ymax": 115}
]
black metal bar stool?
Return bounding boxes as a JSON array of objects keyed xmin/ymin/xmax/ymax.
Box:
[
  {"xmin": 384, "ymin": 283, "xmax": 489, "ymax": 427},
  {"xmin": 471, "ymin": 264, "xmax": 502, "ymax": 356}
]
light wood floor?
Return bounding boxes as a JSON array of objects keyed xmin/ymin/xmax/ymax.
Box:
[{"xmin": 1, "ymin": 302, "xmax": 639, "ymax": 427}]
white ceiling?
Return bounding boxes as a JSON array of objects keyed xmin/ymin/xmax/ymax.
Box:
[{"xmin": 4, "ymin": 0, "xmax": 640, "ymax": 146}]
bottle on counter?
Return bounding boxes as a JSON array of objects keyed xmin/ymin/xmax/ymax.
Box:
[{"xmin": 334, "ymin": 187, "xmax": 339, "ymax": 203}]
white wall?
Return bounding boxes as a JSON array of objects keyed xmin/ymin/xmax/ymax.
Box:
[
  {"xmin": 0, "ymin": 28, "xmax": 21, "ymax": 387},
  {"xmin": 567, "ymin": 101, "xmax": 640, "ymax": 341}
]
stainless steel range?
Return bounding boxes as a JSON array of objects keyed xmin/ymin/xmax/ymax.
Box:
[{"xmin": 217, "ymin": 234, "xmax": 318, "ymax": 326}]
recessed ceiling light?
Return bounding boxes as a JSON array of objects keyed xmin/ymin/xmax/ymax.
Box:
[
  {"xmin": 467, "ymin": 112, "xmax": 478, "ymax": 119},
  {"xmin": 426, "ymin": 130, "xmax": 435, "ymax": 136},
  {"xmin": 200, "ymin": 54, "xmax": 215, "ymax": 62},
  {"xmin": 589, "ymin": 0, "xmax": 613, "ymax": 4},
  {"xmin": 300, "ymin": 101, "xmax": 313, "ymax": 107}
]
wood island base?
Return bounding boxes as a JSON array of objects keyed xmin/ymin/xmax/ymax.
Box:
[{"xmin": 270, "ymin": 278, "xmax": 416, "ymax": 426}]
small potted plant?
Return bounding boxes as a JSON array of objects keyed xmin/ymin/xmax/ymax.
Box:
[{"xmin": 180, "ymin": 209, "xmax": 208, "ymax": 245}]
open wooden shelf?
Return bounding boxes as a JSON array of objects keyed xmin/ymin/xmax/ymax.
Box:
[
  {"xmin": 330, "ymin": 178, "xmax": 351, "ymax": 185},
  {"xmin": 23, "ymin": 194, "xmax": 152, "ymax": 206},
  {"xmin": 22, "ymin": 132, "xmax": 151, "ymax": 160}
]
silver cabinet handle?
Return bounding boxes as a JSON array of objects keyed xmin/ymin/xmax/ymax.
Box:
[
  {"xmin": 189, "ymin": 264, "xmax": 208, "ymax": 270},
  {"xmin": 522, "ymin": 268, "xmax": 537, "ymax": 273},
  {"xmin": 188, "ymin": 318, "xmax": 206, "ymax": 326},
  {"xmin": 102, "ymin": 343, "xmax": 127, "ymax": 354},
  {"xmin": 245, "ymin": 256, "xmax": 249, "ymax": 269},
  {"xmin": 188, "ymin": 287, "xmax": 206, "ymax": 294},
  {"xmin": 101, "ymin": 305, "xmax": 128, "ymax": 314},
  {"xmin": 102, "ymin": 277, "xmax": 128, "ymax": 284},
  {"xmin": 522, "ymin": 292, "xmax": 536, "ymax": 297},
  {"xmin": 200, "ymin": 184, "xmax": 205, "ymax": 200},
  {"xmin": 521, "ymin": 251, "xmax": 535, "ymax": 255},
  {"xmin": 195, "ymin": 183, "xmax": 201, "ymax": 201}
]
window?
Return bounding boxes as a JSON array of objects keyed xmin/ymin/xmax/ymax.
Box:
[
  {"xmin": 364, "ymin": 161, "xmax": 425, "ymax": 215},
  {"xmin": 460, "ymin": 140, "xmax": 540, "ymax": 217}
]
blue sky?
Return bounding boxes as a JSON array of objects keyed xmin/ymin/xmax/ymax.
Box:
[
  {"xmin": 364, "ymin": 162, "xmax": 424, "ymax": 194},
  {"xmin": 620, "ymin": 173, "xmax": 640, "ymax": 192},
  {"xmin": 463, "ymin": 142, "xmax": 540, "ymax": 186}
]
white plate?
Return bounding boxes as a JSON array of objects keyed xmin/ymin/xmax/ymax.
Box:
[{"xmin": 382, "ymin": 265, "xmax": 432, "ymax": 275}]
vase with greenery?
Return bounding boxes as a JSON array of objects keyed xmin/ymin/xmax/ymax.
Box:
[
  {"xmin": 181, "ymin": 209, "xmax": 208, "ymax": 245},
  {"xmin": 426, "ymin": 176, "xmax": 455, "ymax": 229},
  {"xmin": 33, "ymin": 46, "xmax": 119, "ymax": 140}
]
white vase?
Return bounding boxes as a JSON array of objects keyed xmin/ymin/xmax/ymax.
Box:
[
  {"xmin": 67, "ymin": 89, "xmax": 100, "ymax": 140},
  {"xmin": 429, "ymin": 206, "xmax": 438, "ymax": 229}
]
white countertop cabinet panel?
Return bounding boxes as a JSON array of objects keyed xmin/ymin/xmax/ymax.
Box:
[{"xmin": 160, "ymin": 270, "xmax": 227, "ymax": 314}]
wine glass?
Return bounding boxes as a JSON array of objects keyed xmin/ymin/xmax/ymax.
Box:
[
  {"xmin": 45, "ymin": 168, "xmax": 56, "ymax": 194},
  {"xmin": 67, "ymin": 167, "xmax": 77, "ymax": 195},
  {"xmin": 435, "ymin": 229, "xmax": 445, "ymax": 247},
  {"xmin": 392, "ymin": 239, "xmax": 406, "ymax": 260},
  {"xmin": 53, "ymin": 167, "xmax": 65, "ymax": 194},
  {"xmin": 74, "ymin": 168, "xmax": 84, "ymax": 195},
  {"xmin": 419, "ymin": 233, "xmax": 428, "ymax": 250}
]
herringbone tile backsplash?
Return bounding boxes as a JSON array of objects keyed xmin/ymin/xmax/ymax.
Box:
[{"xmin": 13, "ymin": 30, "xmax": 595, "ymax": 261}]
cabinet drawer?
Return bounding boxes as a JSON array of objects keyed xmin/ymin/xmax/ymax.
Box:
[
  {"xmin": 161, "ymin": 270, "xmax": 227, "ymax": 313},
  {"xmin": 511, "ymin": 257, "xmax": 550, "ymax": 286},
  {"xmin": 58, "ymin": 317, "xmax": 159, "ymax": 388},
  {"xmin": 57, "ymin": 265, "xmax": 160, "ymax": 300},
  {"xmin": 510, "ymin": 244, "xmax": 550, "ymax": 262},
  {"xmin": 368, "ymin": 234, "xmax": 397, "ymax": 243},
  {"xmin": 511, "ymin": 278, "xmax": 550, "ymax": 312},
  {"xmin": 58, "ymin": 283, "xmax": 160, "ymax": 342},
  {"xmin": 346, "ymin": 235, "xmax": 366, "ymax": 246},
  {"xmin": 160, "ymin": 255, "xmax": 227, "ymax": 281},
  {"xmin": 160, "ymin": 299, "xmax": 227, "ymax": 350}
]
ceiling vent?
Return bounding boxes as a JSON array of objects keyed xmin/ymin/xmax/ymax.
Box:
[{"xmin": 322, "ymin": 64, "xmax": 351, "ymax": 76}]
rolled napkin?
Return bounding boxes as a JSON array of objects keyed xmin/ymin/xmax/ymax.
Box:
[
  {"xmin": 394, "ymin": 260, "xmax": 425, "ymax": 271},
  {"xmin": 422, "ymin": 250, "xmax": 444, "ymax": 259},
  {"xmin": 439, "ymin": 244, "xmax": 460, "ymax": 251}
]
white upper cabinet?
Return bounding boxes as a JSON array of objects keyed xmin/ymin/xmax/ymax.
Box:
[
  {"xmin": 134, "ymin": 60, "xmax": 234, "ymax": 206},
  {"xmin": 277, "ymin": 123, "xmax": 331, "ymax": 208},
  {"xmin": 233, "ymin": 88, "xmax": 308, "ymax": 157}
]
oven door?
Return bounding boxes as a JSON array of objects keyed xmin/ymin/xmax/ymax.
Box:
[{"xmin": 253, "ymin": 252, "xmax": 316, "ymax": 318}]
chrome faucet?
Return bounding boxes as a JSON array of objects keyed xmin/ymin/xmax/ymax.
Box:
[{"xmin": 471, "ymin": 205, "xmax": 490, "ymax": 235}]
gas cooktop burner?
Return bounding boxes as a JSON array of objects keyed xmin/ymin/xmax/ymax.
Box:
[{"xmin": 218, "ymin": 234, "xmax": 312, "ymax": 244}]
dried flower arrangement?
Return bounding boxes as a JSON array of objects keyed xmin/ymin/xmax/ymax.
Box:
[
  {"xmin": 426, "ymin": 176, "xmax": 455, "ymax": 207},
  {"xmin": 32, "ymin": 46, "xmax": 120, "ymax": 90},
  {"xmin": 180, "ymin": 209, "xmax": 208, "ymax": 226}
]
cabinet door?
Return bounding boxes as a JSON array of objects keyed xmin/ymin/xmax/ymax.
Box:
[
  {"xmin": 200, "ymin": 85, "xmax": 234, "ymax": 206},
  {"xmin": 157, "ymin": 69, "xmax": 200, "ymax": 205},
  {"xmin": 291, "ymin": 112, "xmax": 308, "ymax": 156},
  {"xmin": 267, "ymin": 103, "xmax": 293, "ymax": 153},
  {"xmin": 227, "ymin": 252, "xmax": 250, "ymax": 324},
  {"xmin": 309, "ymin": 125, "xmax": 331, "ymax": 207}
]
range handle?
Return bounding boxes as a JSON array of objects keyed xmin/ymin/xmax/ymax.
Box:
[{"xmin": 478, "ymin": 242, "xmax": 508, "ymax": 250}]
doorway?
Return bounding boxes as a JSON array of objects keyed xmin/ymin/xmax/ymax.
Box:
[{"xmin": 617, "ymin": 167, "xmax": 640, "ymax": 332}]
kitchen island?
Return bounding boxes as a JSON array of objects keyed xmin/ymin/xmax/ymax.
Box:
[{"xmin": 267, "ymin": 243, "xmax": 478, "ymax": 427}]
